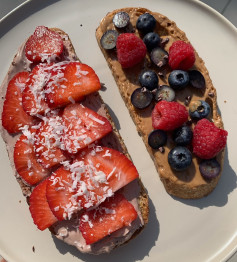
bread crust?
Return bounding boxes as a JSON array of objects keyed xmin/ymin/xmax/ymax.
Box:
[
  {"xmin": 95, "ymin": 7, "xmax": 225, "ymax": 199},
  {"xmin": 0, "ymin": 27, "xmax": 148, "ymax": 254}
]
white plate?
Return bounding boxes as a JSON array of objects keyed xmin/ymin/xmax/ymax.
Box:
[{"xmin": 0, "ymin": 0, "xmax": 237, "ymax": 261}]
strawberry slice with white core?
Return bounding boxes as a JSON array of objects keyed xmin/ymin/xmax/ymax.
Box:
[
  {"xmin": 25, "ymin": 26, "xmax": 63, "ymax": 63},
  {"xmin": 14, "ymin": 130, "xmax": 49, "ymax": 186},
  {"xmin": 34, "ymin": 114, "xmax": 67, "ymax": 168},
  {"xmin": 29, "ymin": 178, "xmax": 58, "ymax": 230},
  {"xmin": 45, "ymin": 62, "xmax": 101, "ymax": 108},
  {"xmin": 2, "ymin": 72, "xmax": 36, "ymax": 134},
  {"xmin": 62, "ymin": 103, "xmax": 112, "ymax": 154},
  {"xmin": 46, "ymin": 146, "xmax": 139, "ymax": 220},
  {"xmin": 79, "ymin": 193, "xmax": 138, "ymax": 245}
]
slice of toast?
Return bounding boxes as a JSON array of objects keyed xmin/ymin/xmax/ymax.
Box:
[
  {"xmin": 96, "ymin": 7, "xmax": 226, "ymax": 199},
  {"xmin": 0, "ymin": 27, "xmax": 148, "ymax": 254}
]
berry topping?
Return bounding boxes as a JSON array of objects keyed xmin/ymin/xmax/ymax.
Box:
[
  {"xmin": 14, "ymin": 132, "xmax": 49, "ymax": 186},
  {"xmin": 168, "ymin": 70, "xmax": 190, "ymax": 90},
  {"xmin": 189, "ymin": 70, "xmax": 205, "ymax": 89},
  {"xmin": 29, "ymin": 179, "xmax": 58, "ymax": 231},
  {"xmin": 131, "ymin": 87, "xmax": 153, "ymax": 109},
  {"xmin": 113, "ymin": 12, "xmax": 130, "ymax": 28},
  {"xmin": 116, "ymin": 33, "xmax": 147, "ymax": 68},
  {"xmin": 199, "ymin": 159, "xmax": 221, "ymax": 179},
  {"xmin": 2, "ymin": 72, "xmax": 36, "ymax": 134},
  {"xmin": 152, "ymin": 101, "xmax": 189, "ymax": 131},
  {"xmin": 143, "ymin": 32, "xmax": 160, "ymax": 51},
  {"xmin": 189, "ymin": 100, "xmax": 210, "ymax": 120},
  {"xmin": 173, "ymin": 125, "xmax": 193, "ymax": 146},
  {"xmin": 79, "ymin": 193, "xmax": 137, "ymax": 245},
  {"xmin": 168, "ymin": 146, "xmax": 192, "ymax": 171},
  {"xmin": 45, "ymin": 62, "xmax": 101, "ymax": 108},
  {"xmin": 139, "ymin": 70, "xmax": 158, "ymax": 91},
  {"xmin": 148, "ymin": 129, "xmax": 167, "ymax": 149},
  {"xmin": 46, "ymin": 146, "xmax": 139, "ymax": 220},
  {"xmin": 192, "ymin": 119, "xmax": 228, "ymax": 159},
  {"xmin": 155, "ymin": 85, "xmax": 175, "ymax": 102},
  {"xmin": 62, "ymin": 103, "xmax": 112, "ymax": 154},
  {"xmin": 22, "ymin": 63, "xmax": 52, "ymax": 116},
  {"xmin": 25, "ymin": 26, "xmax": 63, "ymax": 63},
  {"xmin": 168, "ymin": 40, "xmax": 195, "ymax": 70},
  {"xmin": 150, "ymin": 47, "xmax": 168, "ymax": 67},
  {"xmin": 136, "ymin": 13, "xmax": 156, "ymax": 34},
  {"xmin": 100, "ymin": 30, "xmax": 119, "ymax": 50}
]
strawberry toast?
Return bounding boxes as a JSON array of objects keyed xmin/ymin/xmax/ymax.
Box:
[
  {"xmin": 0, "ymin": 26, "xmax": 148, "ymax": 254},
  {"xmin": 96, "ymin": 7, "xmax": 228, "ymax": 199}
]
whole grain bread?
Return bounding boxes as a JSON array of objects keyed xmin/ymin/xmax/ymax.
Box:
[
  {"xmin": 95, "ymin": 7, "xmax": 225, "ymax": 199},
  {"xmin": 0, "ymin": 27, "xmax": 148, "ymax": 254}
]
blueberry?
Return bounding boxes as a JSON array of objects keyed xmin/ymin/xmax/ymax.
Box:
[
  {"xmin": 150, "ymin": 47, "xmax": 168, "ymax": 67},
  {"xmin": 143, "ymin": 32, "xmax": 160, "ymax": 51},
  {"xmin": 168, "ymin": 70, "xmax": 190, "ymax": 90},
  {"xmin": 113, "ymin": 12, "xmax": 130, "ymax": 28},
  {"xmin": 173, "ymin": 126, "xmax": 193, "ymax": 146},
  {"xmin": 168, "ymin": 146, "xmax": 192, "ymax": 171},
  {"xmin": 136, "ymin": 13, "xmax": 156, "ymax": 33},
  {"xmin": 189, "ymin": 100, "xmax": 210, "ymax": 119},
  {"xmin": 139, "ymin": 70, "xmax": 158, "ymax": 91},
  {"xmin": 189, "ymin": 70, "xmax": 205, "ymax": 89},
  {"xmin": 155, "ymin": 85, "xmax": 175, "ymax": 102},
  {"xmin": 148, "ymin": 129, "xmax": 167, "ymax": 149},
  {"xmin": 100, "ymin": 30, "xmax": 119, "ymax": 50},
  {"xmin": 199, "ymin": 159, "xmax": 220, "ymax": 179},
  {"xmin": 131, "ymin": 87, "xmax": 153, "ymax": 109}
]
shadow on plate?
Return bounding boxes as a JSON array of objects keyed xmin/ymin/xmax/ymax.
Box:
[
  {"xmin": 51, "ymin": 197, "xmax": 159, "ymax": 262},
  {"xmin": 172, "ymin": 147, "xmax": 236, "ymax": 209}
]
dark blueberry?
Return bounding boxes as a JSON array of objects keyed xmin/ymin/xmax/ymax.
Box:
[
  {"xmin": 136, "ymin": 13, "xmax": 156, "ymax": 33},
  {"xmin": 168, "ymin": 146, "xmax": 192, "ymax": 171},
  {"xmin": 168, "ymin": 70, "xmax": 190, "ymax": 90},
  {"xmin": 155, "ymin": 85, "xmax": 175, "ymax": 102},
  {"xmin": 150, "ymin": 47, "xmax": 168, "ymax": 67},
  {"xmin": 199, "ymin": 159, "xmax": 221, "ymax": 179},
  {"xmin": 131, "ymin": 87, "xmax": 153, "ymax": 109},
  {"xmin": 189, "ymin": 100, "xmax": 210, "ymax": 119},
  {"xmin": 113, "ymin": 12, "xmax": 130, "ymax": 28},
  {"xmin": 148, "ymin": 129, "xmax": 167, "ymax": 149},
  {"xmin": 189, "ymin": 70, "xmax": 205, "ymax": 89},
  {"xmin": 143, "ymin": 32, "xmax": 160, "ymax": 51},
  {"xmin": 173, "ymin": 126, "xmax": 193, "ymax": 146},
  {"xmin": 100, "ymin": 30, "xmax": 119, "ymax": 50},
  {"xmin": 139, "ymin": 70, "xmax": 159, "ymax": 91}
]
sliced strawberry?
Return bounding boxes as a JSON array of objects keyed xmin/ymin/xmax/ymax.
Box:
[
  {"xmin": 29, "ymin": 178, "xmax": 58, "ymax": 230},
  {"xmin": 25, "ymin": 26, "xmax": 63, "ymax": 63},
  {"xmin": 46, "ymin": 146, "xmax": 139, "ymax": 220},
  {"xmin": 2, "ymin": 72, "xmax": 36, "ymax": 134},
  {"xmin": 79, "ymin": 193, "xmax": 138, "ymax": 245},
  {"xmin": 22, "ymin": 63, "xmax": 53, "ymax": 116},
  {"xmin": 34, "ymin": 115, "xmax": 67, "ymax": 168},
  {"xmin": 45, "ymin": 62, "xmax": 101, "ymax": 108},
  {"xmin": 14, "ymin": 132, "xmax": 49, "ymax": 186},
  {"xmin": 62, "ymin": 103, "xmax": 112, "ymax": 154}
]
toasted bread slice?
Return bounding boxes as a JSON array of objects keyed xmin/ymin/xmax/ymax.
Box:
[
  {"xmin": 0, "ymin": 27, "xmax": 148, "ymax": 254},
  {"xmin": 96, "ymin": 7, "xmax": 226, "ymax": 199}
]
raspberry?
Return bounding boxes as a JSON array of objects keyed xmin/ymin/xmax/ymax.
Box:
[
  {"xmin": 152, "ymin": 101, "xmax": 188, "ymax": 131},
  {"xmin": 116, "ymin": 33, "xmax": 147, "ymax": 68},
  {"xmin": 192, "ymin": 119, "xmax": 228, "ymax": 159},
  {"xmin": 168, "ymin": 40, "xmax": 195, "ymax": 70}
]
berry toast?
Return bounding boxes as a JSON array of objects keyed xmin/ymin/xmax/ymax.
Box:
[
  {"xmin": 0, "ymin": 26, "xmax": 149, "ymax": 254},
  {"xmin": 96, "ymin": 7, "xmax": 228, "ymax": 199}
]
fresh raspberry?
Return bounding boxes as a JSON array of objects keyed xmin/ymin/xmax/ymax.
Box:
[
  {"xmin": 116, "ymin": 33, "xmax": 147, "ymax": 68},
  {"xmin": 192, "ymin": 119, "xmax": 228, "ymax": 159},
  {"xmin": 152, "ymin": 101, "xmax": 189, "ymax": 131},
  {"xmin": 168, "ymin": 40, "xmax": 195, "ymax": 70}
]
